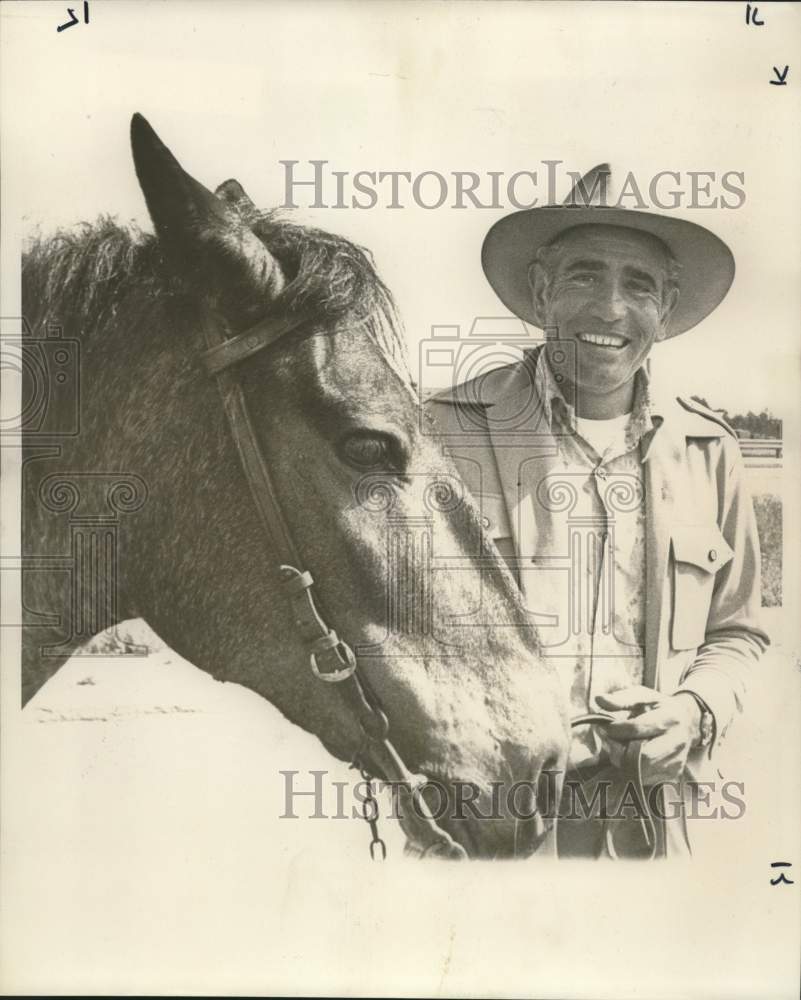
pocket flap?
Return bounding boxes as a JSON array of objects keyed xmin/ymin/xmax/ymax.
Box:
[{"xmin": 671, "ymin": 523, "xmax": 733, "ymax": 573}]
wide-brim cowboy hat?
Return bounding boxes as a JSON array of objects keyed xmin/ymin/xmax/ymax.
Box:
[{"xmin": 481, "ymin": 164, "xmax": 735, "ymax": 338}]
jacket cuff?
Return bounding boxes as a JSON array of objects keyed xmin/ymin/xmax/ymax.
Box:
[{"xmin": 674, "ymin": 668, "xmax": 738, "ymax": 753}]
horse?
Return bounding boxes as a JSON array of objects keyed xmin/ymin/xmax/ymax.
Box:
[{"xmin": 20, "ymin": 114, "xmax": 569, "ymax": 859}]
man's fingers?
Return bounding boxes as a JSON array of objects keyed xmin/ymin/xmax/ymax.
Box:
[
  {"xmin": 595, "ymin": 686, "xmax": 662, "ymax": 712},
  {"xmin": 605, "ymin": 706, "xmax": 668, "ymax": 742},
  {"xmin": 641, "ymin": 731, "xmax": 683, "ymax": 764}
]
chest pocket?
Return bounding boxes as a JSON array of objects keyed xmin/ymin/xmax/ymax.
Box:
[{"xmin": 671, "ymin": 523, "xmax": 734, "ymax": 650}]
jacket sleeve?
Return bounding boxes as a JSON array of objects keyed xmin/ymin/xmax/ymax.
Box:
[{"xmin": 676, "ymin": 436, "xmax": 770, "ymax": 751}]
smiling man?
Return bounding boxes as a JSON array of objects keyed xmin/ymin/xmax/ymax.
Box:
[
  {"xmin": 428, "ymin": 165, "xmax": 769, "ymax": 859},
  {"xmin": 530, "ymin": 224, "xmax": 678, "ymax": 419}
]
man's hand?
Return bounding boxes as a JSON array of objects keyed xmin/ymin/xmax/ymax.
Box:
[{"xmin": 595, "ymin": 685, "xmax": 702, "ymax": 784}]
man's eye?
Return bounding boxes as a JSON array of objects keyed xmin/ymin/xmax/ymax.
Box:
[
  {"xmin": 341, "ymin": 434, "xmax": 392, "ymax": 469},
  {"xmin": 569, "ymin": 273, "xmax": 596, "ymax": 286}
]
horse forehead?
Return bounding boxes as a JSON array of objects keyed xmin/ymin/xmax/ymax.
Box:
[{"xmin": 308, "ymin": 327, "xmax": 409, "ymax": 404}]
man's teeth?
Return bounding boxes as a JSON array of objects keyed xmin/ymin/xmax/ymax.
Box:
[{"xmin": 578, "ymin": 333, "xmax": 628, "ymax": 348}]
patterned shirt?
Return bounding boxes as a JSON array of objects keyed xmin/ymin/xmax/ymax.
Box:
[{"xmin": 527, "ymin": 349, "xmax": 655, "ymax": 767}]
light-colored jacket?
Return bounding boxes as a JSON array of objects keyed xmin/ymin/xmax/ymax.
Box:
[{"xmin": 425, "ymin": 350, "xmax": 769, "ymax": 780}]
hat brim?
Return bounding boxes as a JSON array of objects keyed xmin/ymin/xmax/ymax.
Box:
[{"xmin": 481, "ymin": 206, "xmax": 735, "ymax": 337}]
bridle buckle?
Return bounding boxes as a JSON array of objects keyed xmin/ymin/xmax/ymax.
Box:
[{"xmin": 309, "ymin": 631, "xmax": 357, "ymax": 682}]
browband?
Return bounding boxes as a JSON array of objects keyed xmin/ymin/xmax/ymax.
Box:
[{"xmin": 201, "ymin": 311, "xmax": 308, "ymax": 375}]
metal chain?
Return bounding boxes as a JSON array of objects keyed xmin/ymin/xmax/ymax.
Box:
[{"xmin": 356, "ymin": 765, "xmax": 387, "ymax": 861}]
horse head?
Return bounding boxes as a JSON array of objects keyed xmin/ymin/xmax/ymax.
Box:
[{"xmin": 22, "ymin": 115, "xmax": 569, "ymax": 859}]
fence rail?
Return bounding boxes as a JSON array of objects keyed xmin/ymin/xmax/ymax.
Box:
[{"xmin": 739, "ymin": 437, "xmax": 782, "ymax": 459}]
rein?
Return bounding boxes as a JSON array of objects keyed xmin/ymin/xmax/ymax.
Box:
[
  {"xmin": 570, "ymin": 712, "xmax": 662, "ymax": 861},
  {"xmin": 198, "ymin": 306, "xmax": 467, "ymax": 861}
]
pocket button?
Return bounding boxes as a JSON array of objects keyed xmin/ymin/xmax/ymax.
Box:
[{"xmin": 708, "ymin": 549, "xmax": 717, "ymax": 562}]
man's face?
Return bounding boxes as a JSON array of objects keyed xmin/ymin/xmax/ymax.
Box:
[{"xmin": 533, "ymin": 225, "xmax": 678, "ymax": 398}]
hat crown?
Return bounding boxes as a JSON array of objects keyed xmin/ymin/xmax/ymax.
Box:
[{"xmin": 562, "ymin": 163, "xmax": 612, "ymax": 208}]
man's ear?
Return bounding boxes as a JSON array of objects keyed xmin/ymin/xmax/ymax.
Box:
[
  {"xmin": 656, "ymin": 286, "xmax": 680, "ymax": 340},
  {"xmin": 527, "ymin": 261, "xmax": 549, "ymax": 325}
]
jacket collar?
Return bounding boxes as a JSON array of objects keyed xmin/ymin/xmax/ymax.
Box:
[{"xmin": 430, "ymin": 345, "xmax": 731, "ymax": 452}]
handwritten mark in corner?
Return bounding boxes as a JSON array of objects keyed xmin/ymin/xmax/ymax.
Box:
[
  {"xmin": 770, "ymin": 66, "xmax": 789, "ymax": 87},
  {"xmin": 745, "ymin": 3, "xmax": 765, "ymax": 27},
  {"xmin": 57, "ymin": 1, "xmax": 89, "ymax": 33},
  {"xmin": 770, "ymin": 861, "xmax": 794, "ymax": 886}
]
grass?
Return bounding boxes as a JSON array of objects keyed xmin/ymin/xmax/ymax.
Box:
[{"xmin": 753, "ymin": 493, "xmax": 782, "ymax": 607}]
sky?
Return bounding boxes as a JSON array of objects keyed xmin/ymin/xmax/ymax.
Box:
[{"xmin": 2, "ymin": 0, "xmax": 800, "ymax": 417}]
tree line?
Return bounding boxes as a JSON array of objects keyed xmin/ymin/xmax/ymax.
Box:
[{"xmin": 691, "ymin": 398, "xmax": 782, "ymax": 439}]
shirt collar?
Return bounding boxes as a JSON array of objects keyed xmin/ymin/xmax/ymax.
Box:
[{"xmin": 532, "ymin": 345, "xmax": 657, "ymax": 454}]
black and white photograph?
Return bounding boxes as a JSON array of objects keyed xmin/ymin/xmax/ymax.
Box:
[{"xmin": 1, "ymin": 1, "xmax": 799, "ymax": 996}]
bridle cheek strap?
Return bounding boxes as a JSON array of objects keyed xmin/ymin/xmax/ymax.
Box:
[
  {"xmin": 198, "ymin": 306, "xmax": 467, "ymax": 861},
  {"xmin": 199, "ymin": 312, "xmax": 303, "ymax": 561}
]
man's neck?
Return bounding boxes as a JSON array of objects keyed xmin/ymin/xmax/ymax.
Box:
[{"xmin": 562, "ymin": 376, "xmax": 636, "ymax": 419}]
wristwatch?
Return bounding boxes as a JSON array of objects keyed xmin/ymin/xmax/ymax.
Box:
[{"xmin": 681, "ymin": 691, "xmax": 715, "ymax": 749}]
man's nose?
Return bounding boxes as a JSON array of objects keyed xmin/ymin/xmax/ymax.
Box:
[{"xmin": 589, "ymin": 280, "xmax": 627, "ymax": 322}]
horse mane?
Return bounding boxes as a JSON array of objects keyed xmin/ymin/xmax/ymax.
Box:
[{"xmin": 22, "ymin": 210, "xmax": 413, "ymax": 383}]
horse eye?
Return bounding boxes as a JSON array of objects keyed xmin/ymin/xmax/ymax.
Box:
[{"xmin": 341, "ymin": 434, "xmax": 392, "ymax": 469}]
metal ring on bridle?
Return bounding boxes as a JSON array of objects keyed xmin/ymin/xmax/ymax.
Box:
[{"xmin": 309, "ymin": 632, "xmax": 358, "ymax": 682}]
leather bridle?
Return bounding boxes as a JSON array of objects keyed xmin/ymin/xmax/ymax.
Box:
[
  {"xmin": 197, "ymin": 305, "xmax": 660, "ymax": 862},
  {"xmin": 198, "ymin": 305, "xmax": 468, "ymax": 860}
]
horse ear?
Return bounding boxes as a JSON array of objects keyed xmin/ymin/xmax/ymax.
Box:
[
  {"xmin": 130, "ymin": 114, "xmax": 285, "ymax": 304},
  {"xmin": 215, "ymin": 178, "xmax": 256, "ymax": 213}
]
